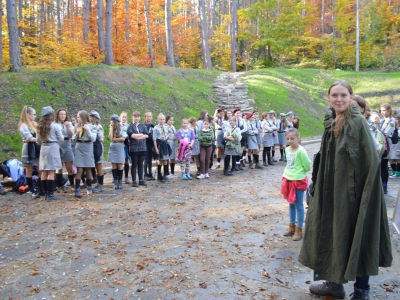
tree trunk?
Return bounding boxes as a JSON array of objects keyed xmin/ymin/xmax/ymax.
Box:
[
  {"xmin": 0, "ymin": 0, "xmax": 3, "ymax": 64},
  {"xmin": 321, "ymin": 0, "xmax": 325, "ymax": 34},
  {"xmin": 144, "ymin": 0, "xmax": 156, "ymax": 68},
  {"xmin": 230, "ymin": 0, "xmax": 237, "ymax": 72},
  {"xmin": 6, "ymin": 0, "xmax": 23, "ymax": 72},
  {"xmin": 125, "ymin": 0, "xmax": 130, "ymax": 41},
  {"xmin": 56, "ymin": 0, "xmax": 62, "ymax": 42},
  {"xmin": 165, "ymin": 0, "xmax": 174, "ymax": 67},
  {"xmin": 83, "ymin": 0, "xmax": 90, "ymax": 43},
  {"xmin": 18, "ymin": 0, "xmax": 22, "ymax": 38},
  {"xmin": 356, "ymin": 0, "xmax": 359, "ymax": 72},
  {"xmin": 97, "ymin": 0, "xmax": 105, "ymax": 55},
  {"xmin": 199, "ymin": 0, "xmax": 212, "ymax": 69},
  {"xmin": 104, "ymin": 0, "xmax": 114, "ymax": 65},
  {"xmin": 39, "ymin": 0, "xmax": 44, "ymax": 63}
]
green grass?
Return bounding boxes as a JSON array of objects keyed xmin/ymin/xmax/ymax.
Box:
[{"xmin": 1, "ymin": 66, "xmax": 400, "ymax": 162}]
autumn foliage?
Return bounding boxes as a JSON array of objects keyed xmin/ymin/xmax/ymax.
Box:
[{"xmin": 1, "ymin": 0, "xmax": 400, "ymax": 71}]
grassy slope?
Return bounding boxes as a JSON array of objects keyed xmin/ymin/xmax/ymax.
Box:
[{"xmin": 0, "ymin": 66, "xmax": 399, "ymax": 161}]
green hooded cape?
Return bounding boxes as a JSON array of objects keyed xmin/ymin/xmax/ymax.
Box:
[{"xmin": 299, "ymin": 105, "xmax": 392, "ymax": 283}]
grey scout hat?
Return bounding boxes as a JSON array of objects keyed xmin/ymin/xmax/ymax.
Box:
[
  {"xmin": 279, "ymin": 113, "xmax": 286, "ymax": 117},
  {"xmin": 286, "ymin": 111, "xmax": 294, "ymax": 116},
  {"xmin": 89, "ymin": 110, "xmax": 101, "ymax": 120},
  {"xmin": 110, "ymin": 114, "xmax": 121, "ymax": 122},
  {"xmin": 41, "ymin": 106, "xmax": 54, "ymax": 116},
  {"xmin": 269, "ymin": 110, "xmax": 276, "ymax": 115}
]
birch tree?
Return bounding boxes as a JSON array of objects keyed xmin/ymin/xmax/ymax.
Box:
[
  {"xmin": 144, "ymin": 0, "xmax": 156, "ymax": 68},
  {"xmin": 104, "ymin": 0, "xmax": 114, "ymax": 65},
  {"xmin": 165, "ymin": 0, "xmax": 174, "ymax": 67},
  {"xmin": 6, "ymin": 0, "xmax": 23, "ymax": 71}
]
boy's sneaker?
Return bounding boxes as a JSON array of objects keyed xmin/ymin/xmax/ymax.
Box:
[
  {"xmin": 87, "ymin": 186, "xmax": 93, "ymax": 195},
  {"xmin": 74, "ymin": 189, "xmax": 83, "ymax": 198},
  {"xmin": 205, "ymin": 173, "xmax": 210, "ymax": 178},
  {"xmin": 197, "ymin": 174, "xmax": 206, "ymax": 179},
  {"xmin": 166, "ymin": 174, "xmax": 173, "ymax": 179}
]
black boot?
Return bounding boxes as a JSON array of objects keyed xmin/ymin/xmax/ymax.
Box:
[
  {"xmin": 309, "ymin": 281, "xmax": 345, "ymax": 299},
  {"xmin": 349, "ymin": 288, "xmax": 369, "ymax": 300},
  {"xmin": 46, "ymin": 180, "xmax": 60, "ymax": 201},
  {"xmin": 268, "ymin": 159, "xmax": 276, "ymax": 165},
  {"xmin": 224, "ymin": 169, "xmax": 234, "ymax": 176}
]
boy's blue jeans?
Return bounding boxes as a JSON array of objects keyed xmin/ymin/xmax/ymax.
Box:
[{"xmin": 289, "ymin": 189, "xmax": 304, "ymax": 228}]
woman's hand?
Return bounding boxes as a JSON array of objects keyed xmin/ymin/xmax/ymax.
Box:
[{"xmin": 155, "ymin": 148, "xmax": 159, "ymax": 154}]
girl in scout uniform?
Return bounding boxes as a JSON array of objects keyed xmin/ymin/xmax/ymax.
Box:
[
  {"xmin": 188, "ymin": 117, "xmax": 201, "ymax": 175},
  {"xmin": 18, "ymin": 106, "xmax": 40, "ymax": 198},
  {"xmin": 153, "ymin": 113, "xmax": 171, "ymax": 182},
  {"xmin": 36, "ymin": 106, "xmax": 64, "ymax": 201},
  {"xmin": 55, "ymin": 108, "xmax": 75, "ymax": 193},
  {"xmin": 278, "ymin": 113, "xmax": 289, "ymax": 161},
  {"xmin": 108, "ymin": 114, "xmax": 127, "ymax": 189},
  {"xmin": 246, "ymin": 113, "xmax": 262, "ymax": 169},
  {"xmin": 261, "ymin": 112, "xmax": 276, "ymax": 166},
  {"xmin": 213, "ymin": 108, "xmax": 225, "ymax": 169},
  {"xmin": 233, "ymin": 108, "xmax": 246, "ymax": 171},
  {"xmin": 144, "ymin": 112, "xmax": 155, "ymax": 180},
  {"xmin": 223, "ymin": 116, "xmax": 242, "ymax": 175},
  {"xmin": 120, "ymin": 111, "xmax": 132, "ymax": 184},
  {"xmin": 253, "ymin": 110, "xmax": 263, "ymax": 153},
  {"xmin": 268, "ymin": 110, "xmax": 279, "ymax": 162},
  {"xmin": 73, "ymin": 110, "xmax": 97, "ymax": 198},
  {"xmin": 166, "ymin": 115, "xmax": 177, "ymax": 178},
  {"xmin": 89, "ymin": 110, "xmax": 105, "ymax": 192}
]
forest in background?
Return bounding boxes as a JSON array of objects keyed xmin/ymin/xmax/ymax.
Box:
[{"xmin": 1, "ymin": 0, "xmax": 400, "ymax": 72}]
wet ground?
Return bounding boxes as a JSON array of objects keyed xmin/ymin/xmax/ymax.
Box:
[{"xmin": 0, "ymin": 142, "xmax": 399, "ymax": 300}]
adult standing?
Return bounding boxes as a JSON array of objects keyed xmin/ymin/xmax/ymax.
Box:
[{"xmin": 299, "ymin": 80, "xmax": 392, "ymax": 300}]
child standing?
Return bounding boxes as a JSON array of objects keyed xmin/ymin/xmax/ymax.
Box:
[
  {"xmin": 177, "ymin": 118, "xmax": 195, "ymax": 180},
  {"xmin": 223, "ymin": 116, "xmax": 242, "ymax": 175},
  {"xmin": 89, "ymin": 110, "xmax": 105, "ymax": 191},
  {"xmin": 278, "ymin": 113, "xmax": 289, "ymax": 161},
  {"xmin": 280, "ymin": 128, "xmax": 311, "ymax": 241},
  {"xmin": 246, "ymin": 113, "xmax": 262, "ymax": 169},
  {"xmin": 108, "ymin": 114, "xmax": 127, "ymax": 189},
  {"xmin": 197, "ymin": 118, "xmax": 215, "ymax": 179},
  {"xmin": 166, "ymin": 115, "xmax": 177, "ymax": 178},
  {"xmin": 120, "ymin": 111, "xmax": 132, "ymax": 184},
  {"xmin": 143, "ymin": 112, "xmax": 155, "ymax": 180},
  {"xmin": 153, "ymin": 113, "xmax": 171, "ymax": 182},
  {"xmin": 213, "ymin": 108, "xmax": 225, "ymax": 169},
  {"xmin": 37, "ymin": 106, "xmax": 64, "ymax": 201},
  {"xmin": 188, "ymin": 117, "xmax": 201, "ymax": 175}
]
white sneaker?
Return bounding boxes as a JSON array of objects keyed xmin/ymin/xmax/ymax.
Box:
[
  {"xmin": 205, "ymin": 173, "xmax": 210, "ymax": 178},
  {"xmin": 197, "ymin": 174, "xmax": 206, "ymax": 179},
  {"xmin": 166, "ymin": 174, "xmax": 174, "ymax": 179}
]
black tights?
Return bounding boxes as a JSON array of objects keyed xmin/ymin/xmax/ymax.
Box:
[
  {"xmin": 144, "ymin": 149, "xmax": 153, "ymax": 175},
  {"xmin": 263, "ymin": 147, "xmax": 271, "ymax": 162},
  {"xmin": 381, "ymin": 158, "xmax": 389, "ymax": 186},
  {"xmin": 130, "ymin": 154, "xmax": 145, "ymax": 181}
]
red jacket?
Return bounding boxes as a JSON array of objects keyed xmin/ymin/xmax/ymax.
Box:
[{"xmin": 281, "ymin": 177, "xmax": 308, "ymax": 204}]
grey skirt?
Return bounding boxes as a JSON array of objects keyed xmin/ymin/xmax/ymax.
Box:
[
  {"xmin": 273, "ymin": 131, "xmax": 279, "ymax": 144},
  {"xmin": 224, "ymin": 146, "xmax": 239, "ymax": 156},
  {"xmin": 58, "ymin": 140, "xmax": 74, "ymax": 163},
  {"xmin": 39, "ymin": 143, "xmax": 62, "ymax": 171},
  {"xmin": 387, "ymin": 141, "xmax": 400, "ymax": 160},
  {"xmin": 247, "ymin": 134, "xmax": 259, "ymax": 150},
  {"xmin": 21, "ymin": 143, "xmax": 39, "ymax": 167},
  {"xmin": 256, "ymin": 133, "xmax": 262, "ymax": 145},
  {"xmin": 108, "ymin": 142, "xmax": 125, "ymax": 163},
  {"xmin": 216, "ymin": 130, "xmax": 224, "ymax": 147},
  {"xmin": 278, "ymin": 132, "xmax": 287, "ymax": 146},
  {"xmin": 262, "ymin": 132, "xmax": 275, "ymax": 147},
  {"xmin": 167, "ymin": 140, "xmax": 176, "ymax": 159},
  {"xmin": 191, "ymin": 139, "xmax": 200, "ymax": 156},
  {"xmin": 75, "ymin": 142, "xmax": 95, "ymax": 168},
  {"xmin": 96, "ymin": 143, "xmax": 104, "ymax": 164}
]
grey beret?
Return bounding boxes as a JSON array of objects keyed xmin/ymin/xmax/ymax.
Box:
[
  {"xmin": 286, "ymin": 111, "xmax": 294, "ymax": 116},
  {"xmin": 89, "ymin": 110, "xmax": 101, "ymax": 120},
  {"xmin": 268, "ymin": 110, "xmax": 276, "ymax": 115},
  {"xmin": 110, "ymin": 114, "xmax": 121, "ymax": 122},
  {"xmin": 279, "ymin": 113, "xmax": 286, "ymax": 117},
  {"xmin": 41, "ymin": 106, "xmax": 54, "ymax": 116}
]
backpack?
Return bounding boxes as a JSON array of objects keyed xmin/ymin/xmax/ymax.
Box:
[
  {"xmin": 5, "ymin": 159, "xmax": 27, "ymax": 191},
  {"xmin": 93, "ymin": 137, "xmax": 103, "ymax": 163}
]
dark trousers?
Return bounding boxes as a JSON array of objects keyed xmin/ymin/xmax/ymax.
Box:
[
  {"xmin": 354, "ymin": 275, "xmax": 370, "ymax": 292},
  {"xmin": 144, "ymin": 148, "xmax": 153, "ymax": 175},
  {"xmin": 130, "ymin": 153, "xmax": 145, "ymax": 181},
  {"xmin": 200, "ymin": 145, "xmax": 213, "ymax": 174},
  {"xmin": 381, "ymin": 158, "xmax": 389, "ymax": 185}
]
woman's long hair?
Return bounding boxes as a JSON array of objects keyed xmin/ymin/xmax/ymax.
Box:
[
  {"xmin": 293, "ymin": 116, "xmax": 300, "ymax": 129},
  {"xmin": 198, "ymin": 110, "xmax": 208, "ymax": 121},
  {"xmin": 281, "ymin": 116, "xmax": 288, "ymax": 129},
  {"xmin": 18, "ymin": 106, "xmax": 37, "ymax": 132},
  {"xmin": 329, "ymin": 80, "xmax": 353, "ymax": 138},
  {"xmin": 112, "ymin": 120, "xmax": 121, "ymax": 138},
  {"xmin": 37, "ymin": 113, "xmax": 54, "ymax": 141},
  {"xmin": 55, "ymin": 108, "xmax": 70, "ymax": 123},
  {"xmin": 78, "ymin": 110, "xmax": 90, "ymax": 125}
]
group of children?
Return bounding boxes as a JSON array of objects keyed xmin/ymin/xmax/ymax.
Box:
[{"xmin": 10, "ymin": 106, "xmax": 301, "ymax": 200}]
